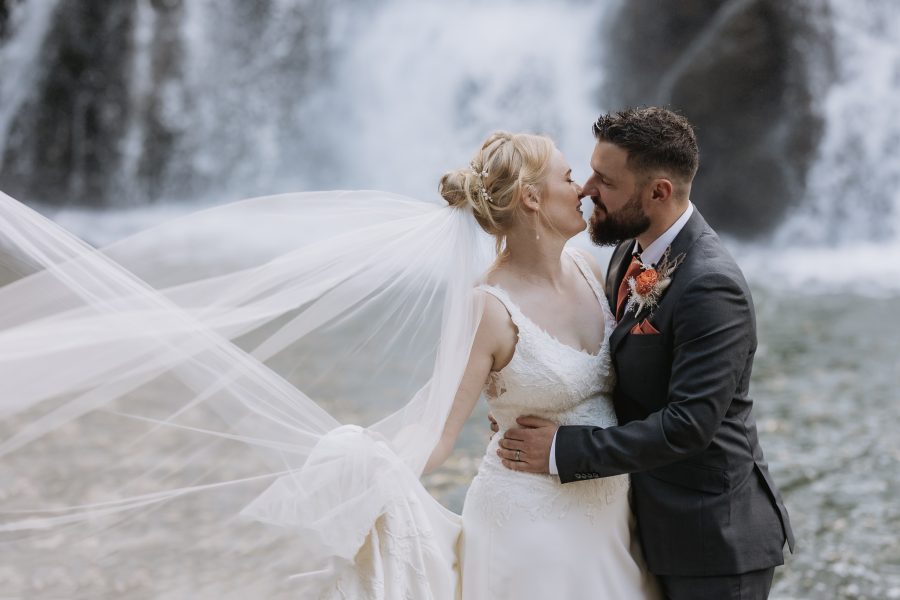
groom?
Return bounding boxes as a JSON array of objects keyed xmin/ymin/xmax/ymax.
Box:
[{"xmin": 497, "ymin": 107, "xmax": 794, "ymax": 599}]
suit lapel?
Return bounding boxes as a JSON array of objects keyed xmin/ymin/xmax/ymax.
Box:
[
  {"xmin": 609, "ymin": 209, "xmax": 710, "ymax": 354},
  {"xmin": 605, "ymin": 241, "xmax": 634, "ymax": 309}
]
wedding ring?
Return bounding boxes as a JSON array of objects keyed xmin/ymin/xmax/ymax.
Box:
[{"xmin": 515, "ymin": 449, "xmax": 521, "ymax": 461}]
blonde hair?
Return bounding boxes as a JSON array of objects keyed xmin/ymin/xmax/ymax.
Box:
[{"xmin": 439, "ymin": 131, "xmax": 554, "ymax": 254}]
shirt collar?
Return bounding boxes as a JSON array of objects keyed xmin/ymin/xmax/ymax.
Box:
[{"xmin": 632, "ymin": 202, "xmax": 694, "ymax": 267}]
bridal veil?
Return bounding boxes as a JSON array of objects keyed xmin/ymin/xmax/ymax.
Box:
[{"xmin": 0, "ymin": 189, "xmax": 494, "ymax": 597}]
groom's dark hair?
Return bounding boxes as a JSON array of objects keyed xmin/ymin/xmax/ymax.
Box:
[{"xmin": 592, "ymin": 107, "xmax": 699, "ymax": 181}]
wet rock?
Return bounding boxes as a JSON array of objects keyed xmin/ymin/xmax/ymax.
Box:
[
  {"xmin": 600, "ymin": 0, "xmax": 835, "ymax": 238},
  {"xmin": 0, "ymin": 0, "xmax": 16, "ymax": 39},
  {"xmin": 0, "ymin": 0, "xmax": 334, "ymax": 207},
  {"xmin": 135, "ymin": 0, "xmax": 187, "ymax": 203},
  {"xmin": 0, "ymin": 0, "xmax": 138, "ymax": 206}
]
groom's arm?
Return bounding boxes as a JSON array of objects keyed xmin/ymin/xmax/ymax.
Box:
[{"xmin": 554, "ymin": 272, "xmax": 754, "ymax": 482}]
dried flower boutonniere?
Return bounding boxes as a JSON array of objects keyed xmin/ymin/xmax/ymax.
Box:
[{"xmin": 624, "ymin": 247, "xmax": 686, "ymax": 316}]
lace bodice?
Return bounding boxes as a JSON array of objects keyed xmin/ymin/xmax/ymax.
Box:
[
  {"xmin": 478, "ymin": 248, "xmax": 618, "ymax": 434},
  {"xmin": 322, "ymin": 250, "xmax": 646, "ymax": 599},
  {"xmin": 463, "ymin": 248, "xmax": 628, "ymax": 528}
]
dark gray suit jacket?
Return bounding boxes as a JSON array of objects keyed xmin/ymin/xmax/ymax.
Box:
[{"xmin": 555, "ymin": 209, "xmax": 795, "ymax": 577}]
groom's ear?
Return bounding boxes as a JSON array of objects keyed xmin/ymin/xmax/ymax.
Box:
[{"xmin": 649, "ymin": 178, "xmax": 674, "ymax": 203}]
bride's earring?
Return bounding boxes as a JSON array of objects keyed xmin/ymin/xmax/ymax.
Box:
[{"xmin": 534, "ymin": 211, "xmax": 542, "ymax": 241}]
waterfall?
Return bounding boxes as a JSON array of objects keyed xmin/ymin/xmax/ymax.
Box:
[
  {"xmin": 733, "ymin": 0, "xmax": 900, "ymax": 293},
  {"xmin": 0, "ymin": 0, "xmax": 338, "ymax": 206},
  {"xmin": 306, "ymin": 0, "xmax": 609, "ymax": 198},
  {"xmin": 776, "ymin": 0, "xmax": 900, "ymax": 245},
  {"xmin": 1, "ymin": 0, "xmax": 899, "ymax": 291},
  {"xmin": 0, "ymin": 0, "xmax": 60, "ymax": 159},
  {"xmin": 1, "ymin": 0, "xmax": 610, "ymax": 242},
  {"xmin": 0, "ymin": 0, "xmax": 607, "ymax": 206}
]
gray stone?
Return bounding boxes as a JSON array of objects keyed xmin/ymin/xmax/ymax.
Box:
[
  {"xmin": 0, "ymin": 0, "xmax": 15, "ymax": 39},
  {"xmin": 0, "ymin": 0, "xmax": 138, "ymax": 206},
  {"xmin": 0, "ymin": 0, "xmax": 334, "ymax": 207},
  {"xmin": 599, "ymin": 0, "xmax": 835, "ymax": 238}
]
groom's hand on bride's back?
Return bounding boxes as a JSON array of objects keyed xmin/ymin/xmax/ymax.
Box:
[{"xmin": 497, "ymin": 416, "xmax": 557, "ymax": 474}]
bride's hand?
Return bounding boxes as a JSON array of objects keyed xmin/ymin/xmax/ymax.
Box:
[
  {"xmin": 497, "ymin": 416, "xmax": 557, "ymax": 474},
  {"xmin": 488, "ymin": 413, "xmax": 499, "ymax": 438}
]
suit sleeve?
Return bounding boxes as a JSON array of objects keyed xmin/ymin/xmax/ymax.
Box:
[{"xmin": 555, "ymin": 272, "xmax": 753, "ymax": 483}]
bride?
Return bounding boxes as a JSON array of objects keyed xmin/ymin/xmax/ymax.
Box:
[
  {"xmin": 0, "ymin": 131, "xmax": 658, "ymax": 598},
  {"xmin": 427, "ymin": 132, "xmax": 659, "ymax": 598}
]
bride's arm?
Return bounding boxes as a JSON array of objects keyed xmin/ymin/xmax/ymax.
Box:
[{"xmin": 423, "ymin": 291, "xmax": 516, "ymax": 475}]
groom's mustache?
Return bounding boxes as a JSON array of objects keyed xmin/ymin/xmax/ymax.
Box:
[{"xmin": 591, "ymin": 197, "xmax": 608, "ymax": 213}]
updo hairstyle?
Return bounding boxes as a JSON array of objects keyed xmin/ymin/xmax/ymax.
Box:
[{"xmin": 439, "ymin": 131, "xmax": 554, "ymax": 252}]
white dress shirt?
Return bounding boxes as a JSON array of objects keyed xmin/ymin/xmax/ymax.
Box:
[{"xmin": 547, "ymin": 203, "xmax": 694, "ymax": 475}]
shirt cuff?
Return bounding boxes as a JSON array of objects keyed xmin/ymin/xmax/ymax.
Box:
[{"xmin": 548, "ymin": 429, "xmax": 559, "ymax": 475}]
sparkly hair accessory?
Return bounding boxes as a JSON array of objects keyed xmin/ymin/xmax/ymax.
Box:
[{"xmin": 470, "ymin": 160, "xmax": 494, "ymax": 204}]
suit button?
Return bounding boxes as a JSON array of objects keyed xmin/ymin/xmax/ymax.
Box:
[{"xmin": 575, "ymin": 473, "xmax": 582, "ymax": 479}]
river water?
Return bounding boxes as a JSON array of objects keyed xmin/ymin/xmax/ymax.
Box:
[
  {"xmin": 2, "ymin": 271, "xmax": 897, "ymax": 599},
  {"xmin": 420, "ymin": 285, "xmax": 900, "ymax": 600}
]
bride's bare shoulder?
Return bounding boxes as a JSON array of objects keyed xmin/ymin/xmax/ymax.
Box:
[
  {"xmin": 473, "ymin": 289, "xmax": 512, "ymax": 323},
  {"xmin": 477, "ymin": 262, "xmax": 517, "ymax": 290},
  {"xmin": 473, "ymin": 268, "xmax": 517, "ymax": 332},
  {"xmin": 472, "ymin": 283, "xmax": 511, "ymax": 321},
  {"xmin": 471, "ymin": 285, "xmax": 517, "ymax": 366}
]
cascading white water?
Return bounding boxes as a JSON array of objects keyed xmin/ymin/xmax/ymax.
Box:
[
  {"xmin": 6, "ymin": 0, "xmax": 612, "ymax": 248},
  {"xmin": 308, "ymin": 0, "xmax": 609, "ymax": 197},
  {"xmin": 2, "ymin": 0, "xmax": 898, "ymax": 290},
  {"xmin": 733, "ymin": 0, "xmax": 900, "ymax": 293},
  {"xmin": 778, "ymin": 0, "xmax": 900, "ymax": 245}
]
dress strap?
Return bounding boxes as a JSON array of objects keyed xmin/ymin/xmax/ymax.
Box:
[
  {"xmin": 565, "ymin": 247, "xmax": 616, "ymax": 326},
  {"xmin": 476, "ymin": 284, "xmax": 529, "ymax": 332},
  {"xmin": 565, "ymin": 247, "xmax": 603, "ymax": 299}
]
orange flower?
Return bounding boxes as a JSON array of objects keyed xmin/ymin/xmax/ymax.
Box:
[
  {"xmin": 635, "ymin": 269, "xmax": 659, "ymax": 296},
  {"xmin": 624, "ymin": 248, "xmax": 685, "ymax": 317}
]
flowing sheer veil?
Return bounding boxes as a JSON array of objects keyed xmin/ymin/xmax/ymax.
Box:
[{"xmin": 0, "ymin": 189, "xmax": 494, "ymax": 597}]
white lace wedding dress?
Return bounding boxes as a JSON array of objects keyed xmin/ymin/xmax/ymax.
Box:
[{"xmin": 459, "ymin": 250, "xmax": 661, "ymax": 599}]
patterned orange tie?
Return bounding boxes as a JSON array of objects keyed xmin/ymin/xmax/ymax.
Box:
[{"xmin": 616, "ymin": 255, "xmax": 643, "ymax": 320}]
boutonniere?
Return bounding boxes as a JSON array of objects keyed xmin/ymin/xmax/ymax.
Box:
[{"xmin": 625, "ymin": 247, "xmax": 686, "ymax": 316}]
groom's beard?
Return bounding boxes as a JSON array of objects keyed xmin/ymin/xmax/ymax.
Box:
[{"xmin": 589, "ymin": 192, "xmax": 651, "ymax": 246}]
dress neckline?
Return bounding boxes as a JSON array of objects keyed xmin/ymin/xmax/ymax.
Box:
[{"xmin": 479, "ymin": 248, "xmax": 610, "ymax": 359}]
